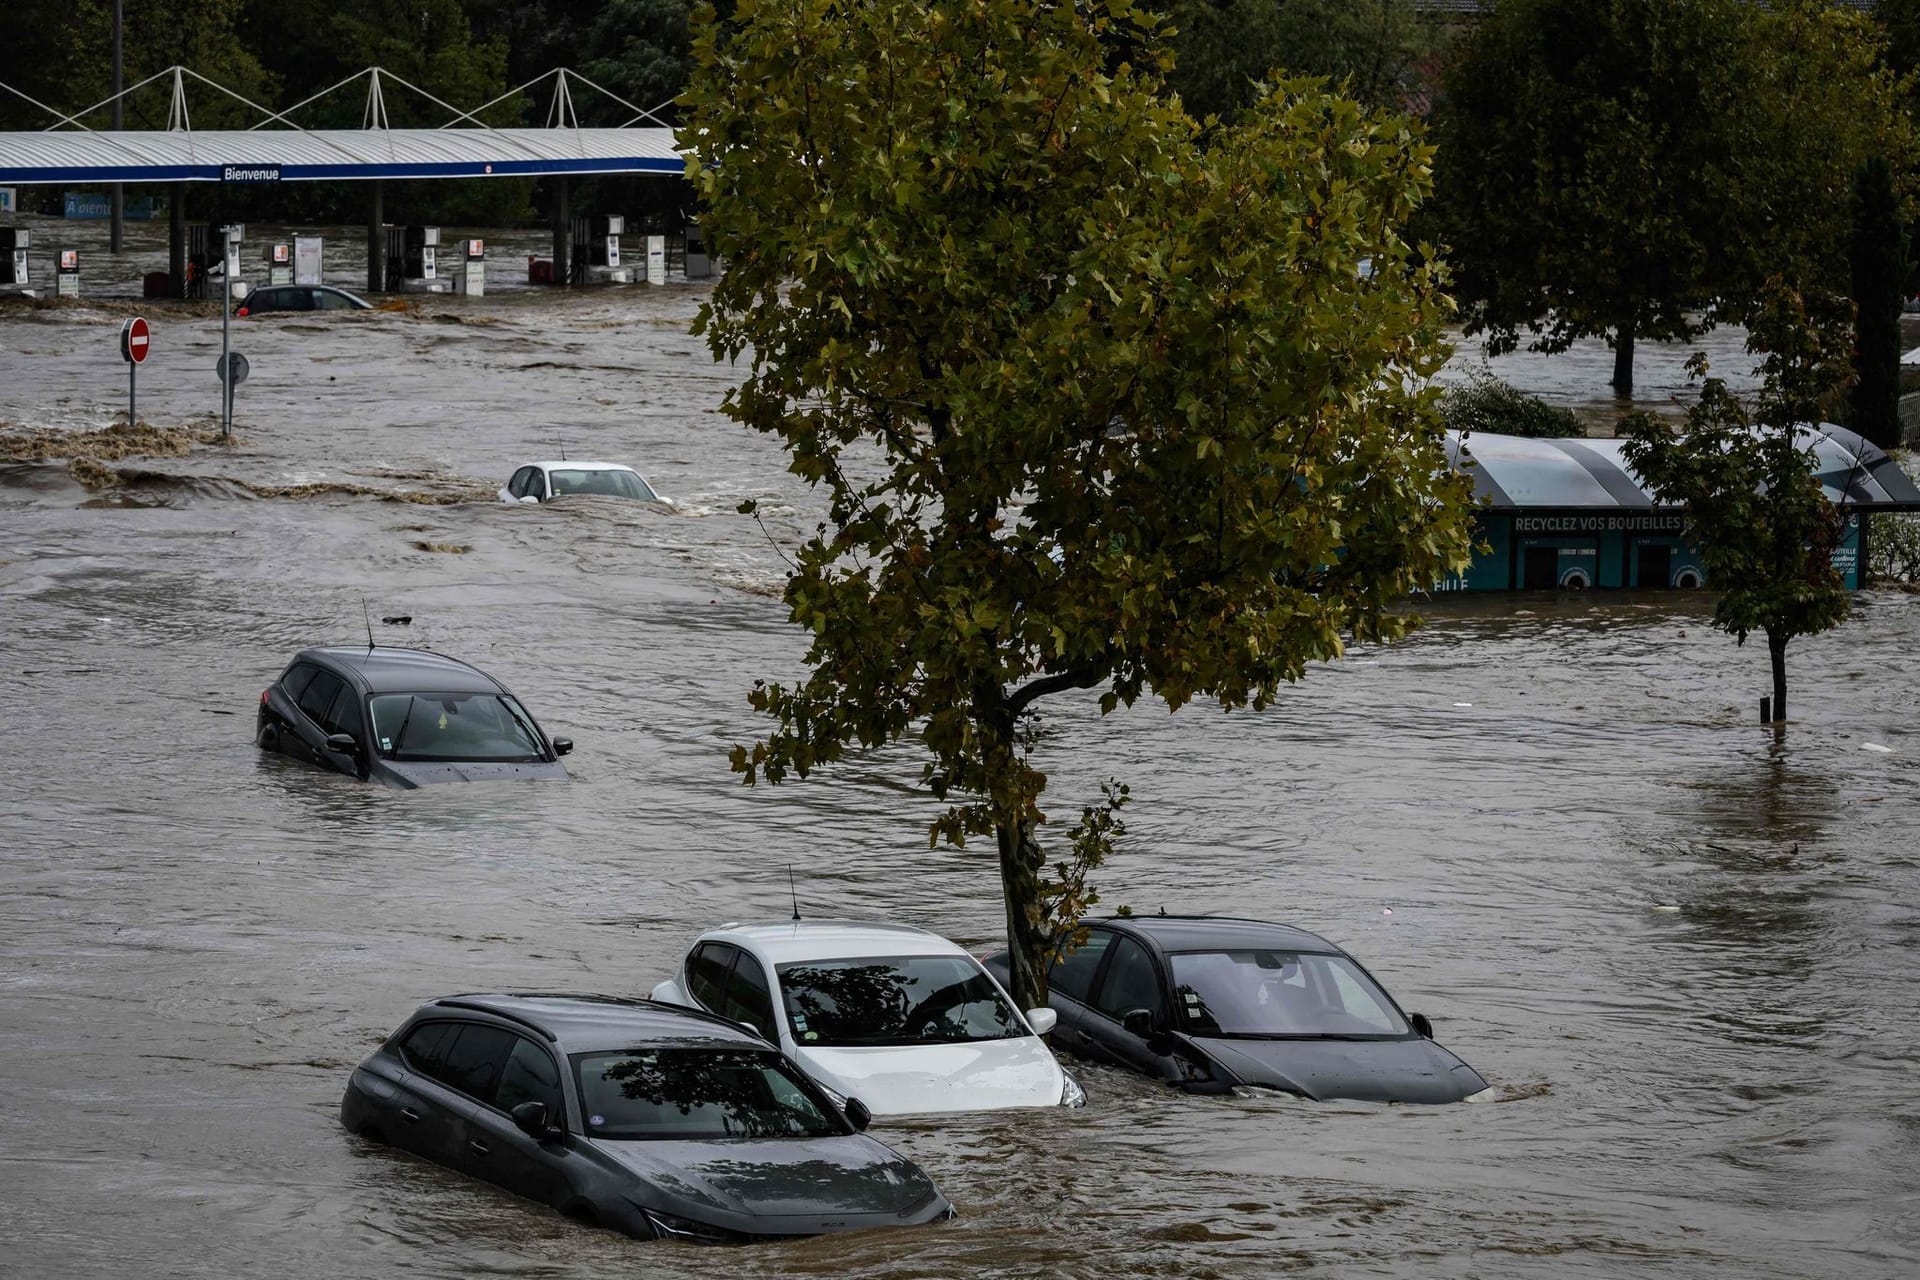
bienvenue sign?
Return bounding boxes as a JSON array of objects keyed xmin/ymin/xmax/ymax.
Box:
[{"xmin": 222, "ymin": 165, "xmax": 282, "ymax": 184}]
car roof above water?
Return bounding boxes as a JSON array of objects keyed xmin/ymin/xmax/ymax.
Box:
[
  {"xmin": 707, "ymin": 920, "xmax": 969, "ymax": 966},
  {"xmin": 298, "ymin": 646, "xmax": 504, "ymax": 695},
  {"xmin": 1104, "ymin": 915, "xmax": 1340, "ymax": 954},
  {"xmin": 422, "ymin": 993, "xmax": 768, "ymax": 1054},
  {"xmin": 532, "ymin": 460, "xmax": 637, "ymax": 473}
]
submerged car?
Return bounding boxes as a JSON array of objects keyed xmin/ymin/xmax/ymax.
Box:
[
  {"xmin": 234, "ymin": 284, "xmax": 374, "ymax": 316},
  {"xmin": 341, "ymin": 993, "xmax": 952, "ymax": 1241},
  {"xmin": 499, "ymin": 460, "xmax": 671, "ymax": 506},
  {"xmin": 650, "ymin": 920, "xmax": 1084, "ymax": 1116},
  {"xmin": 984, "ymin": 915, "xmax": 1488, "ymax": 1104},
  {"xmin": 256, "ymin": 646, "xmax": 572, "ymax": 786}
]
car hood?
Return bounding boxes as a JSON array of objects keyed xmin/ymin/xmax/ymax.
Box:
[
  {"xmin": 373, "ymin": 759, "xmax": 570, "ymax": 788},
  {"xmin": 1191, "ymin": 1033, "xmax": 1486, "ymax": 1104},
  {"xmin": 583, "ymin": 1134, "xmax": 942, "ymax": 1231},
  {"xmin": 794, "ymin": 1038, "xmax": 1062, "ymax": 1115}
]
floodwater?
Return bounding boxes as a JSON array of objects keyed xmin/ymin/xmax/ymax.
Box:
[{"xmin": 1, "ymin": 275, "xmax": 1916, "ymax": 1280}]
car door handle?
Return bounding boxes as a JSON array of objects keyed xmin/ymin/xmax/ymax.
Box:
[
  {"xmin": 468, "ymin": 1139, "xmax": 490, "ymax": 1155},
  {"xmin": 399, "ymin": 1107, "xmax": 421, "ymax": 1122}
]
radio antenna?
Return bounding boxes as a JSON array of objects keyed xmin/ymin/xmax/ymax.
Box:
[
  {"xmin": 788, "ymin": 863, "xmax": 801, "ymax": 921},
  {"xmin": 362, "ymin": 595, "xmax": 375, "ymax": 652}
]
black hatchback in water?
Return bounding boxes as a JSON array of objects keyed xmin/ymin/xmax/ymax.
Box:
[
  {"xmin": 986, "ymin": 916, "xmax": 1489, "ymax": 1103},
  {"xmin": 256, "ymin": 647, "xmax": 571, "ymax": 786},
  {"xmin": 341, "ymin": 993, "xmax": 953, "ymax": 1242}
]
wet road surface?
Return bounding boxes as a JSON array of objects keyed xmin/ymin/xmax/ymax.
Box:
[{"xmin": 1, "ymin": 277, "xmax": 1916, "ymax": 1278}]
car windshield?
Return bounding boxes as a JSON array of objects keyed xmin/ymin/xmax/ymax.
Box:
[
  {"xmin": 1169, "ymin": 950, "xmax": 1410, "ymax": 1038},
  {"xmin": 546, "ymin": 468, "xmax": 658, "ymax": 501},
  {"xmin": 367, "ymin": 691, "xmax": 546, "ymax": 762},
  {"xmin": 776, "ymin": 955, "xmax": 1024, "ymax": 1047},
  {"xmin": 572, "ymin": 1048, "xmax": 841, "ymax": 1140}
]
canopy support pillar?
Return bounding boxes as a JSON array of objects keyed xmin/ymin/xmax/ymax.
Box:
[
  {"xmin": 168, "ymin": 184, "xmax": 185, "ymax": 297},
  {"xmin": 367, "ymin": 181, "xmax": 384, "ymax": 294},
  {"xmin": 551, "ymin": 176, "xmax": 570, "ymax": 286}
]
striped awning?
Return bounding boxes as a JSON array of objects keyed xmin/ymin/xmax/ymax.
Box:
[{"xmin": 1450, "ymin": 425, "xmax": 1920, "ymax": 512}]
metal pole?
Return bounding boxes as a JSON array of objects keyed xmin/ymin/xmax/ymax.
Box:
[
  {"xmin": 128, "ymin": 359, "xmax": 136, "ymax": 428},
  {"xmin": 110, "ymin": 0, "xmax": 124, "ymax": 255},
  {"xmin": 221, "ymin": 238, "xmax": 232, "ymax": 438},
  {"xmin": 168, "ymin": 184, "xmax": 185, "ymax": 295},
  {"xmin": 367, "ymin": 181, "xmax": 383, "ymax": 295}
]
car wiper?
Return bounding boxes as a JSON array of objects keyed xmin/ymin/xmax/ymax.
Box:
[
  {"xmin": 499, "ymin": 698, "xmax": 547, "ymax": 756},
  {"xmin": 391, "ymin": 695, "xmax": 417, "ymax": 758}
]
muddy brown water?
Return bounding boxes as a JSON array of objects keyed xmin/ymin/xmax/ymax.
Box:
[{"xmin": 1, "ymin": 275, "xmax": 1916, "ymax": 1279}]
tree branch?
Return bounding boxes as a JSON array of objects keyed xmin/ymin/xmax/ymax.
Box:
[{"xmin": 1006, "ymin": 664, "xmax": 1105, "ymax": 715}]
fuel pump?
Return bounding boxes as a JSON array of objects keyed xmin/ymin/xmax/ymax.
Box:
[
  {"xmin": 0, "ymin": 227, "xmax": 28, "ymax": 285},
  {"xmin": 404, "ymin": 226, "xmax": 439, "ymax": 282},
  {"xmin": 56, "ymin": 248, "xmax": 80, "ymax": 298},
  {"xmin": 268, "ymin": 243, "xmax": 293, "ymax": 287},
  {"xmin": 590, "ymin": 215, "xmax": 623, "ymax": 269},
  {"xmin": 459, "ymin": 238, "xmax": 486, "ymax": 296}
]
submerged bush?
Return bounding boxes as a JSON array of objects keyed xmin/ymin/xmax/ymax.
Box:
[
  {"xmin": 1867, "ymin": 451, "xmax": 1920, "ymax": 585},
  {"xmin": 1441, "ymin": 370, "xmax": 1584, "ymax": 438}
]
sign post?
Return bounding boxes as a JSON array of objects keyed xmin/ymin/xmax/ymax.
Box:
[{"xmin": 119, "ymin": 316, "xmax": 149, "ymax": 427}]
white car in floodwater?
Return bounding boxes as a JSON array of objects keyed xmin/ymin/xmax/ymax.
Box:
[
  {"xmin": 649, "ymin": 920, "xmax": 1085, "ymax": 1117},
  {"xmin": 499, "ymin": 459, "xmax": 672, "ymax": 506}
]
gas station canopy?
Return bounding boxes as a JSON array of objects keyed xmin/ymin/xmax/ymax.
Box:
[
  {"xmin": 0, "ymin": 126, "xmax": 682, "ymax": 185},
  {"xmin": 1451, "ymin": 424, "xmax": 1920, "ymax": 513}
]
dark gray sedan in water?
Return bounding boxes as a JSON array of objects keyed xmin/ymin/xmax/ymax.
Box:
[
  {"xmin": 986, "ymin": 916, "xmax": 1489, "ymax": 1103},
  {"xmin": 341, "ymin": 993, "xmax": 951, "ymax": 1242},
  {"xmin": 256, "ymin": 647, "xmax": 571, "ymax": 786}
]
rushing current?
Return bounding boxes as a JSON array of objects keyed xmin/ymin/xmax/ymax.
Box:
[{"xmin": 1, "ymin": 219, "xmax": 1915, "ymax": 1278}]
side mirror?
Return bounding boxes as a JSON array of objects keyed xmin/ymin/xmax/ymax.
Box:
[
  {"xmin": 324, "ymin": 732, "xmax": 357, "ymax": 755},
  {"xmin": 1121, "ymin": 1008, "xmax": 1155, "ymax": 1038},
  {"xmin": 843, "ymin": 1097, "xmax": 872, "ymax": 1132},
  {"xmin": 551, "ymin": 737, "xmax": 574, "ymax": 757},
  {"xmin": 510, "ymin": 1100, "xmax": 555, "ymax": 1137},
  {"xmin": 1409, "ymin": 1012, "xmax": 1434, "ymax": 1039},
  {"xmin": 1026, "ymin": 1007, "xmax": 1058, "ymax": 1036}
]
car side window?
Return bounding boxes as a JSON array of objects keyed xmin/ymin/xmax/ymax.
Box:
[
  {"xmin": 247, "ymin": 288, "xmax": 281, "ymax": 313},
  {"xmin": 1050, "ymin": 929, "xmax": 1115, "ymax": 1004},
  {"xmin": 321, "ymin": 686, "xmax": 364, "ymax": 741},
  {"xmin": 723, "ymin": 952, "xmax": 778, "ymax": 1041},
  {"xmin": 687, "ymin": 942, "xmax": 735, "ymax": 1011},
  {"xmin": 1094, "ymin": 937, "xmax": 1165, "ymax": 1022},
  {"xmin": 316, "ymin": 289, "xmax": 355, "ymax": 311},
  {"xmin": 508, "ymin": 467, "xmax": 535, "ymax": 498},
  {"xmin": 528, "ymin": 469, "xmax": 548, "ymax": 500},
  {"xmin": 399, "ymin": 1021, "xmax": 456, "ymax": 1074},
  {"xmin": 296, "ymin": 669, "xmax": 346, "ymax": 727},
  {"xmin": 434, "ymin": 1023, "xmax": 517, "ymax": 1101},
  {"xmin": 493, "ymin": 1035, "xmax": 565, "ymax": 1119},
  {"xmin": 279, "ymin": 661, "xmax": 320, "ymax": 702}
]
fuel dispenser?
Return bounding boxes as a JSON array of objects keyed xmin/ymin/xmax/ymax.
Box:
[
  {"xmin": 268, "ymin": 242, "xmax": 293, "ymax": 287},
  {"xmin": 684, "ymin": 223, "xmax": 710, "ymax": 279},
  {"xmin": 0, "ymin": 227, "xmax": 28, "ymax": 285},
  {"xmin": 405, "ymin": 226, "xmax": 439, "ymax": 282},
  {"xmin": 646, "ymin": 235, "xmax": 666, "ymax": 286},
  {"xmin": 591, "ymin": 215, "xmax": 623, "ymax": 269},
  {"xmin": 458, "ymin": 238, "xmax": 486, "ymax": 296},
  {"xmin": 56, "ymin": 248, "xmax": 79, "ymax": 298}
]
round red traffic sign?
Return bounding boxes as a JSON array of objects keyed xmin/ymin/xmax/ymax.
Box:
[{"xmin": 121, "ymin": 316, "xmax": 151, "ymax": 365}]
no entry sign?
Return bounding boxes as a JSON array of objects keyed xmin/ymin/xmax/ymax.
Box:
[{"xmin": 120, "ymin": 316, "xmax": 150, "ymax": 365}]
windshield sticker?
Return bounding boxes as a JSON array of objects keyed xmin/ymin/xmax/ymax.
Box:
[
  {"xmin": 379, "ymin": 737, "xmax": 392, "ymax": 751},
  {"xmin": 588, "ymin": 1114, "xmax": 605, "ymax": 1127},
  {"xmin": 792, "ymin": 1015, "xmax": 808, "ymax": 1031}
]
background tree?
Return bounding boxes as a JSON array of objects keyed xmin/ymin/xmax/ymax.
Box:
[
  {"xmin": 685, "ymin": 0, "xmax": 1474, "ymax": 1007},
  {"xmin": 1430, "ymin": 0, "xmax": 1911, "ymax": 399},
  {"xmin": 1849, "ymin": 156, "xmax": 1907, "ymax": 451},
  {"xmin": 1621, "ymin": 284, "xmax": 1855, "ymax": 725},
  {"xmin": 1159, "ymin": 0, "xmax": 1434, "ymax": 121}
]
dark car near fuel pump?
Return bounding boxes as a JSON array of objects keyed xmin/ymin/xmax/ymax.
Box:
[
  {"xmin": 340, "ymin": 993, "xmax": 953, "ymax": 1242},
  {"xmin": 256, "ymin": 646, "xmax": 572, "ymax": 786},
  {"xmin": 985, "ymin": 916, "xmax": 1489, "ymax": 1103}
]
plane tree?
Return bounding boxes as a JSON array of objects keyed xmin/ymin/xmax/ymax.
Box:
[{"xmin": 683, "ymin": 0, "xmax": 1475, "ymax": 1007}]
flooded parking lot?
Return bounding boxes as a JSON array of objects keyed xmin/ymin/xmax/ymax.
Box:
[{"xmin": 1, "ymin": 280, "xmax": 1915, "ymax": 1278}]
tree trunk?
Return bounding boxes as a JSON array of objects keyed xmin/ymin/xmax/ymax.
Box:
[
  {"xmin": 996, "ymin": 817, "xmax": 1049, "ymax": 1012},
  {"xmin": 1611, "ymin": 320, "xmax": 1637, "ymax": 397},
  {"xmin": 1768, "ymin": 629, "xmax": 1788, "ymax": 724}
]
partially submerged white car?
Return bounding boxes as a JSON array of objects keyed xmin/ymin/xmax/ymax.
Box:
[
  {"xmin": 649, "ymin": 920, "xmax": 1085, "ymax": 1117},
  {"xmin": 499, "ymin": 460, "xmax": 671, "ymax": 506}
]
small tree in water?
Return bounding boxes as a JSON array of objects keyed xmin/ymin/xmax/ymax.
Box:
[
  {"xmin": 1621, "ymin": 283, "xmax": 1855, "ymax": 724},
  {"xmin": 683, "ymin": 0, "xmax": 1475, "ymax": 1006}
]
